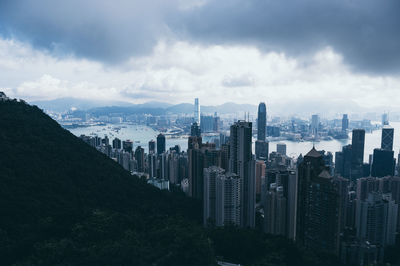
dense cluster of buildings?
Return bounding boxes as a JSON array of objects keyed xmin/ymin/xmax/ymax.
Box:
[{"xmin": 78, "ymin": 98, "xmax": 400, "ymax": 266}]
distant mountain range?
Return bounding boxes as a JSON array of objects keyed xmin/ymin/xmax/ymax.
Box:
[
  {"xmin": 30, "ymin": 98, "xmax": 134, "ymax": 113},
  {"xmin": 31, "ymin": 97, "xmax": 395, "ymax": 119},
  {"xmin": 31, "ymin": 97, "xmax": 257, "ymax": 115}
]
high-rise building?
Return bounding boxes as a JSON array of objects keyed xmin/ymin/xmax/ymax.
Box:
[
  {"xmin": 357, "ymin": 176, "xmax": 400, "ymax": 233},
  {"xmin": 257, "ymin": 102, "xmax": 266, "ymax": 141},
  {"xmin": 229, "ymin": 121, "xmax": 256, "ymax": 228},
  {"xmin": 351, "ymin": 129, "xmax": 365, "ymax": 180},
  {"xmin": 156, "ymin": 133, "xmax": 166, "ymax": 155},
  {"xmin": 296, "ymin": 147, "xmax": 341, "ymax": 254},
  {"xmin": 342, "ymin": 114, "xmax": 349, "ymax": 132},
  {"xmin": 356, "ymin": 177, "xmax": 380, "ymax": 201},
  {"xmin": 311, "ymin": 114, "xmax": 319, "ymax": 136},
  {"xmin": 134, "ymin": 146, "xmax": 145, "ymax": 172},
  {"xmin": 158, "ymin": 153, "xmax": 168, "ymax": 179},
  {"xmin": 112, "ymin": 137, "xmax": 121, "ymax": 150},
  {"xmin": 356, "ymin": 192, "xmax": 398, "ymax": 261},
  {"xmin": 335, "ymin": 151, "xmax": 344, "ymax": 176},
  {"xmin": 203, "ymin": 166, "xmax": 225, "ymax": 226},
  {"xmin": 102, "ymin": 135, "xmax": 109, "ymax": 146},
  {"xmin": 190, "ymin": 122, "xmax": 201, "ymax": 137},
  {"xmin": 220, "ymin": 144, "xmax": 230, "ymax": 171},
  {"xmin": 276, "ymin": 143, "xmax": 287, "ymax": 156},
  {"xmin": 381, "ymin": 126, "xmax": 394, "ymax": 151},
  {"xmin": 255, "ymin": 160, "xmax": 266, "ymax": 196},
  {"xmin": 200, "ymin": 115, "xmax": 215, "ymax": 132},
  {"xmin": 148, "ymin": 140, "xmax": 156, "ymax": 154},
  {"xmin": 213, "ymin": 113, "xmax": 220, "ymax": 132},
  {"xmin": 255, "ymin": 140, "xmax": 269, "ymax": 160},
  {"xmin": 147, "ymin": 153, "xmax": 157, "ymax": 178},
  {"xmin": 371, "ymin": 148, "xmax": 395, "ymax": 177},
  {"xmin": 256, "ymin": 103, "xmax": 268, "ymax": 160},
  {"xmin": 382, "ymin": 113, "xmax": 389, "ymax": 126},
  {"xmin": 188, "ymin": 140, "xmax": 220, "ymax": 200},
  {"xmin": 342, "ymin": 144, "xmax": 353, "ymax": 179},
  {"xmin": 188, "ymin": 136, "xmax": 202, "ymax": 150},
  {"xmin": 194, "ymin": 98, "xmax": 200, "ymax": 124},
  {"xmin": 216, "ymin": 172, "xmax": 241, "ymax": 226},
  {"xmin": 167, "ymin": 151, "xmax": 180, "ymax": 184},
  {"xmin": 122, "ymin": 140, "xmax": 133, "ymax": 153},
  {"xmin": 264, "ymin": 183, "xmax": 287, "ymax": 236}
]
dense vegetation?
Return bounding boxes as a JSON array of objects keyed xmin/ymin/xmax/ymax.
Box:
[{"xmin": 0, "ymin": 100, "xmax": 343, "ymax": 265}]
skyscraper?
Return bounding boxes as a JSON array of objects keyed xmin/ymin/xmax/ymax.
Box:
[
  {"xmin": 276, "ymin": 143, "xmax": 287, "ymax": 156},
  {"xmin": 203, "ymin": 166, "xmax": 225, "ymax": 226},
  {"xmin": 351, "ymin": 129, "xmax": 365, "ymax": 180},
  {"xmin": 134, "ymin": 146, "xmax": 145, "ymax": 172},
  {"xmin": 148, "ymin": 140, "xmax": 156, "ymax": 154},
  {"xmin": 255, "ymin": 160, "xmax": 266, "ymax": 196},
  {"xmin": 381, "ymin": 126, "xmax": 394, "ymax": 151},
  {"xmin": 112, "ymin": 137, "xmax": 122, "ymax": 150},
  {"xmin": 264, "ymin": 184, "xmax": 287, "ymax": 236},
  {"xmin": 216, "ymin": 172, "xmax": 241, "ymax": 227},
  {"xmin": 296, "ymin": 147, "xmax": 341, "ymax": 254},
  {"xmin": 356, "ymin": 192, "xmax": 398, "ymax": 262},
  {"xmin": 122, "ymin": 140, "xmax": 133, "ymax": 153},
  {"xmin": 371, "ymin": 148, "xmax": 395, "ymax": 177},
  {"xmin": 194, "ymin": 98, "xmax": 200, "ymax": 124},
  {"xmin": 190, "ymin": 122, "xmax": 201, "ymax": 137},
  {"xmin": 342, "ymin": 114, "xmax": 349, "ymax": 132},
  {"xmin": 257, "ymin": 102, "xmax": 266, "ymax": 141},
  {"xmin": 382, "ymin": 113, "xmax": 389, "ymax": 126},
  {"xmin": 255, "ymin": 140, "xmax": 269, "ymax": 160},
  {"xmin": 147, "ymin": 153, "xmax": 157, "ymax": 179},
  {"xmin": 256, "ymin": 103, "xmax": 268, "ymax": 160},
  {"xmin": 311, "ymin": 114, "xmax": 319, "ymax": 136},
  {"xmin": 229, "ymin": 121, "xmax": 256, "ymax": 228},
  {"xmin": 156, "ymin": 133, "xmax": 166, "ymax": 155}
]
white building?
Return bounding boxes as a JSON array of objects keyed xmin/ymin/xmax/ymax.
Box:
[{"xmin": 216, "ymin": 172, "xmax": 241, "ymax": 227}]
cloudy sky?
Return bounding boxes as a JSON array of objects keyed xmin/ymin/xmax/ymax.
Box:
[{"xmin": 0, "ymin": 0, "xmax": 400, "ymax": 113}]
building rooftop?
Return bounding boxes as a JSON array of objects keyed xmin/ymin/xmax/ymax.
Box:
[{"xmin": 305, "ymin": 147, "xmax": 322, "ymax": 158}]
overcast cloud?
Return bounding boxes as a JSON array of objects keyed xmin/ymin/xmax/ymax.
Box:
[{"xmin": 0, "ymin": 0, "xmax": 400, "ymax": 114}]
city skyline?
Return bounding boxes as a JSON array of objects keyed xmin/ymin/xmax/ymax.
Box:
[{"xmin": 2, "ymin": 1, "xmax": 400, "ymax": 265}]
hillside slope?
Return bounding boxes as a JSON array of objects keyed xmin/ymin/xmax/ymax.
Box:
[{"xmin": 0, "ymin": 100, "xmax": 213, "ymax": 265}]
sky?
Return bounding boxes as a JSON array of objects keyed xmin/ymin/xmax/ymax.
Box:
[{"xmin": 0, "ymin": 0, "xmax": 400, "ymax": 114}]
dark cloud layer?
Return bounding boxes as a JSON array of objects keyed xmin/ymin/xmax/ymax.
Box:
[
  {"xmin": 1, "ymin": 0, "xmax": 399, "ymax": 73},
  {"xmin": 176, "ymin": 0, "xmax": 400, "ymax": 74},
  {"xmin": 0, "ymin": 0, "xmax": 174, "ymax": 62}
]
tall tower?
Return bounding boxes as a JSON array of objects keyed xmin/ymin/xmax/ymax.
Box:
[
  {"xmin": 194, "ymin": 98, "xmax": 200, "ymax": 124},
  {"xmin": 134, "ymin": 146, "xmax": 145, "ymax": 172},
  {"xmin": 190, "ymin": 122, "xmax": 201, "ymax": 137},
  {"xmin": 256, "ymin": 102, "xmax": 268, "ymax": 160},
  {"xmin": 342, "ymin": 114, "xmax": 349, "ymax": 132},
  {"xmin": 257, "ymin": 102, "xmax": 266, "ymax": 141},
  {"xmin": 148, "ymin": 140, "xmax": 156, "ymax": 154},
  {"xmin": 382, "ymin": 113, "xmax": 389, "ymax": 126},
  {"xmin": 351, "ymin": 129, "xmax": 365, "ymax": 180},
  {"xmin": 216, "ymin": 172, "xmax": 242, "ymax": 227},
  {"xmin": 156, "ymin": 133, "xmax": 166, "ymax": 155},
  {"xmin": 229, "ymin": 121, "xmax": 255, "ymax": 228},
  {"xmin": 296, "ymin": 147, "xmax": 341, "ymax": 254},
  {"xmin": 381, "ymin": 126, "xmax": 394, "ymax": 151},
  {"xmin": 203, "ymin": 166, "xmax": 225, "ymax": 226},
  {"xmin": 311, "ymin": 114, "xmax": 320, "ymax": 136}
]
